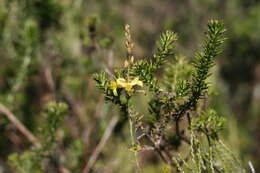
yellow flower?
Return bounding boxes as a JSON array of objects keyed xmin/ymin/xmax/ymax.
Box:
[
  {"xmin": 109, "ymin": 77, "xmax": 143, "ymax": 96},
  {"xmin": 109, "ymin": 81, "xmax": 119, "ymax": 96}
]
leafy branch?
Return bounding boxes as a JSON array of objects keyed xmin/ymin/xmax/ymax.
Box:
[{"xmin": 94, "ymin": 20, "xmax": 246, "ymax": 172}]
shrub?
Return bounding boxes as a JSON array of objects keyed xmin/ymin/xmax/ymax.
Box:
[{"xmin": 94, "ymin": 20, "xmax": 247, "ymax": 172}]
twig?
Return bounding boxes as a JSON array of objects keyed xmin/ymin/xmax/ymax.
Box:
[
  {"xmin": 145, "ymin": 133, "xmax": 176, "ymax": 167},
  {"xmin": 248, "ymin": 161, "xmax": 255, "ymax": 173},
  {"xmin": 186, "ymin": 113, "xmax": 191, "ymax": 126},
  {"xmin": 0, "ymin": 103, "xmax": 41, "ymax": 148},
  {"xmin": 82, "ymin": 115, "xmax": 119, "ymax": 173},
  {"xmin": 155, "ymin": 148, "xmax": 170, "ymax": 165}
]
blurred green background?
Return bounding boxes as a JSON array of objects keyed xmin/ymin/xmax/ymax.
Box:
[{"xmin": 0, "ymin": 0, "xmax": 260, "ymax": 172}]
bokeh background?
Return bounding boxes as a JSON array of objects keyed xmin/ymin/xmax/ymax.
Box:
[{"xmin": 0, "ymin": 0, "xmax": 260, "ymax": 172}]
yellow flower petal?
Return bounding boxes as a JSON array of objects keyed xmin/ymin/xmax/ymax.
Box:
[
  {"xmin": 125, "ymin": 84, "xmax": 134, "ymax": 95},
  {"xmin": 116, "ymin": 78, "xmax": 127, "ymax": 88},
  {"xmin": 109, "ymin": 81, "xmax": 118, "ymax": 96},
  {"xmin": 109, "ymin": 81, "xmax": 117, "ymax": 89},
  {"xmin": 113, "ymin": 88, "xmax": 118, "ymax": 96},
  {"xmin": 131, "ymin": 77, "xmax": 143, "ymax": 87}
]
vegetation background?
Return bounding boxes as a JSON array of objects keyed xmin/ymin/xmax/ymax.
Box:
[{"xmin": 0, "ymin": 0, "xmax": 260, "ymax": 172}]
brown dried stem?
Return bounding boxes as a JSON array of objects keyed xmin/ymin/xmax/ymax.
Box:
[
  {"xmin": 82, "ymin": 115, "xmax": 119, "ymax": 173},
  {"xmin": 0, "ymin": 103, "xmax": 41, "ymax": 148}
]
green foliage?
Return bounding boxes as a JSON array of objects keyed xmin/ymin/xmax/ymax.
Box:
[
  {"xmin": 41, "ymin": 102, "xmax": 68, "ymax": 150},
  {"xmin": 93, "ymin": 72, "xmax": 115, "ymax": 102},
  {"xmin": 66, "ymin": 139, "xmax": 84, "ymax": 171},
  {"xmin": 172, "ymin": 109, "xmax": 242, "ymax": 173},
  {"xmin": 24, "ymin": 0, "xmax": 63, "ymax": 30},
  {"xmin": 130, "ymin": 31, "xmax": 178, "ymax": 90},
  {"xmin": 191, "ymin": 109, "xmax": 226, "ymax": 140},
  {"xmin": 92, "ymin": 20, "xmax": 243, "ymax": 172},
  {"xmin": 175, "ymin": 20, "xmax": 226, "ymax": 119},
  {"xmin": 152, "ymin": 30, "xmax": 178, "ymax": 70},
  {"xmin": 8, "ymin": 151, "xmax": 43, "ymax": 173},
  {"xmin": 0, "ymin": 0, "xmax": 257, "ymax": 172},
  {"xmin": 190, "ymin": 20, "xmax": 225, "ymax": 104},
  {"xmin": 173, "ymin": 131, "xmax": 246, "ymax": 173},
  {"xmin": 8, "ymin": 101, "xmax": 68, "ymax": 173},
  {"xmin": 163, "ymin": 55, "xmax": 193, "ymax": 94}
]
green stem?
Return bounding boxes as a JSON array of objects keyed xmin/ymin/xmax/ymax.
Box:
[
  {"xmin": 125, "ymin": 100, "xmax": 140, "ymax": 172},
  {"xmin": 129, "ymin": 118, "xmax": 134, "ymax": 146}
]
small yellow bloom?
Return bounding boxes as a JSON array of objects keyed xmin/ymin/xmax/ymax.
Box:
[
  {"xmin": 109, "ymin": 77, "xmax": 144, "ymax": 96},
  {"xmin": 109, "ymin": 81, "xmax": 119, "ymax": 96},
  {"xmin": 129, "ymin": 144, "xmax": 143, "ymax": 152}
]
